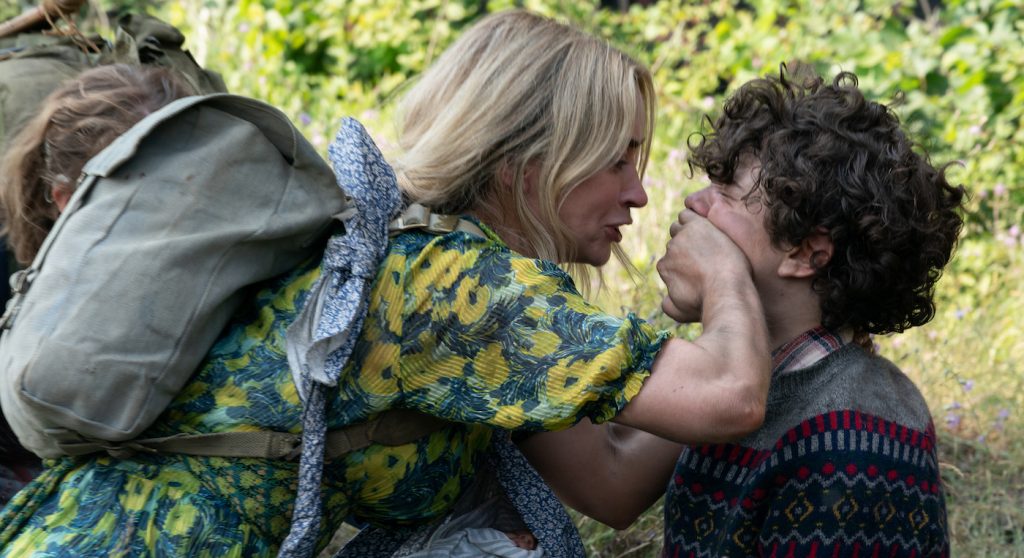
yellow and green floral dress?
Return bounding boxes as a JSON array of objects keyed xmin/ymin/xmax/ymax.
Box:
[{"xmin": 0, "ymin": 223, "xmax": 668, "ymax": 557}]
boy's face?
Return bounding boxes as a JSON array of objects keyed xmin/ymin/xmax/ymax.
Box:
[{"xmin": 683, "ymin": 155, "xmax": 784, "ymax": 290}]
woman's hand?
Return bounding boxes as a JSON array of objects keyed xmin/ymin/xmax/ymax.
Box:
[
  {"xmin": 657, "ymin": 209, "xmax": 752, "ymax": 323},
  {"xmin": 616, "ymin": 208, "xmax": 769, "ymax": 444}
]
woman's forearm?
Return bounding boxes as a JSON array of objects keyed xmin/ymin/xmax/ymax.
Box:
[
  {"xmin": 614, "ymin": 272, "xmax": 769, "ymax": 443},
  {"xmin": 518, "ymin": 420, "xmax": 681, "ymax": 529}
]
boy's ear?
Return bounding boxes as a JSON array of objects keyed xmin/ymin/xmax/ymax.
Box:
[{"xmin": 778, "ymin": 228, "xmax": 833, "ymax": 279}]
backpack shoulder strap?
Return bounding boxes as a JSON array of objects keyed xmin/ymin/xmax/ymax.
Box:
[
  {"xmin": 388, "ymin": 203, "xmax": 486, "ymax": 239},
  {"xmin": 52, "ymin": 409, "xmax": 449, "ymax": 460}
]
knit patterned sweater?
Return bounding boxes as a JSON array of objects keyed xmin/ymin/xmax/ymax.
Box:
[{"xmin": 663, "ymin": 340, "xmax": 948, "ymax": 557}]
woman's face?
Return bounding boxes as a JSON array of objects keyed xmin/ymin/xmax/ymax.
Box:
[{"xmin": 556, "ymin": 108, "xmax": 648, "ymax": 266}]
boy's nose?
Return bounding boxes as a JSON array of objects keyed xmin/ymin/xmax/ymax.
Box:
[{"xmin": 684, "ymin": 187, "xmax": 711, "ymax": 217}]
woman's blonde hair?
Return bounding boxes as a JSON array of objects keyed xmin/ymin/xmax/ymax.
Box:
[
  {"xmin": 394, "ymin": 10, "xmax": 655, "ymax": 270},
  {"xmin": 0, "ymin": 64, "xmax": 193, "ymax": 264}
]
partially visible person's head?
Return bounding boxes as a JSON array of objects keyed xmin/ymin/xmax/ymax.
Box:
[
  {"xmin": 504, "ymin": 529, "xmax": 538, "ymax": 551},
  {"xmin": 0, "ymin": 63, "xmax": 193, "ymax": 264},
  {"xmin": 394, "ymin": 9, "xmax": 655, "ymax": 268},
  {"xmin": 686, "ymin": 65, "xmax": 965, "ymax": 339}
]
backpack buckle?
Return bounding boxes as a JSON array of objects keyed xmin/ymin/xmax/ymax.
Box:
[
  {"xmin": 8, "ymin": 269, "xmax": 31, "ymax": 294},
  {"xmin": 388, "ymin": 203, "xmax": 469, "ymax": 237}
]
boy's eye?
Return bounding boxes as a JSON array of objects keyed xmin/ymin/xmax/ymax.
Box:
[{"xmin": 714, "ymin": 183, "xmax": 736, "ymax": 199}]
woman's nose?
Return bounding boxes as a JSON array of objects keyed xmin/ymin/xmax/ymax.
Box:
[{"xmin": 622, "ymin": 169, "xmax": 648, "ymax": 209}]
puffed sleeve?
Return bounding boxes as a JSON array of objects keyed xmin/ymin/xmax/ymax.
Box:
[{"xmin": 390, "ymin": 232, "xmax": 670, "ymax": 432}]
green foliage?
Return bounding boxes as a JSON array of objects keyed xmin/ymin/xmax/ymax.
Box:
[
  {"xmin": 143, "ymin": 0, "xmax": 1022, "ymax": 556},
  {"xmin": 154, "ymin": 0, "xmax": 1022, "ymax": 242},
  {"xmin": 0, "ymin": 1, "xmax": 36, "ymax": 21},
  {"xmin": 0, "ymin": 6, "xmax": 19, "ymax": 22}
]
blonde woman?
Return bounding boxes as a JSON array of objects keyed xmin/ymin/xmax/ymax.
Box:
[
  {"xmin": 342, "ymin": 9, "xmax": 771, "ymax": 555},
  {"xmin": 388, "ymin": 10, "xmax": 768, "ymax": 444},
  {"xmin": 1, "ymin": 11, "xmax": 767, "ymax": 558}
]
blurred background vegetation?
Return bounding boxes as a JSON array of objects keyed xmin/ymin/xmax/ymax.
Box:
[{"xmin": 5, "ymin": 0, "xmax": 1020, "ymax": 554}]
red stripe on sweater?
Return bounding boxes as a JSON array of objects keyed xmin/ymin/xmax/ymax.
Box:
[{"xmin": 740, "ymin": 447, "xmax": 754, "ymax": 467}]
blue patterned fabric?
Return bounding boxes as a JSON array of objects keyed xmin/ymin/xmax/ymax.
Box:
[
  {"xmin": 335, "ymin": 432, "xmax": 584, "ymax": 558},
  {"xmin": 278, "ymin": 118, "xmax": 403, "ymax": 557},
  {"xmin": 490, "ymin": 434, "xmax": 584, "ymax": 558},
  {"xmin": 334, "ymin": 522, "xmax": 418, "ymax": 557}
]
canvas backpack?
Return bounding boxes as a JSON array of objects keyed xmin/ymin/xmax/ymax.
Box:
[
  {"xmin": 0, "ymin": 93, "xmax": 349, "ymax": 458},
  {"xmin": 0, "ymin": 12, "xmax": 227, "ymax": 153}
]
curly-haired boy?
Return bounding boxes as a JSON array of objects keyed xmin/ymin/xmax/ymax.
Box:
[{"xmin": 522, "ymin": 66, "xmax": 964, "ymax": 557}]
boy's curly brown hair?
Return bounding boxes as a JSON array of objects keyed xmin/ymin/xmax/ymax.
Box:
[{"xmin": 688, "ymin": 65, "xmax": 966, "ymax": 337}]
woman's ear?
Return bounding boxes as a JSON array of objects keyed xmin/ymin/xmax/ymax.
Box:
[
  {"xmin": 503, "ymin": 160, "xmax": 542, "ymax": 213},
  {"xmin": 497, "ymin": 158, "xmax": 540, "ymax": 191},
  {"xmin": 778, "ymin": 228, "xmax": 832, "ymax": 279},
  {"xmin": 510, "ymin": 162, "xmax": 540, "ymax": 197}
]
